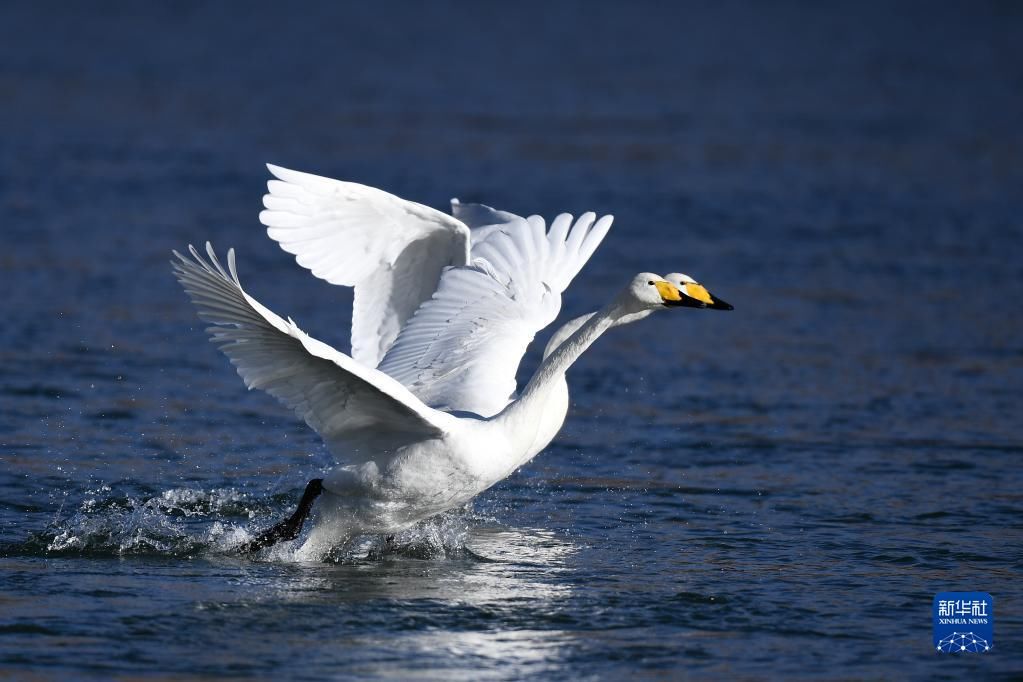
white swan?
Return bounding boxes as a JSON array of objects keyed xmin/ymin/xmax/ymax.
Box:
[{"xmin": 173, "ymin": 178, "xmax": 731, "ymax": 560}]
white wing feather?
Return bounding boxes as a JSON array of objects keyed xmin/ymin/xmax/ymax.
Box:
[
  {"xmin": 377, "ymin": 213, "xmax": 613, "ymax": 416},
  {"xmin": 450, "ymin": 198, "xmax": 524, "ymax": 243},
  {"xmin": 259, "ymin": 165, "xmax": 471, "ymax": 368},
  {"xmin": 172, "ymin": 243, "xmax": 453, "ymax": 467}
]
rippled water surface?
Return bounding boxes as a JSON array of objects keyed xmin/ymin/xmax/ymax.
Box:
[{"xmin": 2, "ymin": 2, "xmax": 1022, "ymax": 679}]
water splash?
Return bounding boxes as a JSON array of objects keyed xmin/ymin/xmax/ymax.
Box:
[
  {"xmin": 36, "ymin": 485, "xmax": 256, "ymax": 556},
  {"xmin": 24, "ymin": 484, "xmax": 492, "ymax": 562},
  {"xmin": 325, "ymin": 512, "xmax": 485, "ymax": 564}
]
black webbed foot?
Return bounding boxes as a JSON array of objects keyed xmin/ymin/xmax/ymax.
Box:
[{"xmin": 240, "ymin": 478, "xmax": 323, "ymax": 553}]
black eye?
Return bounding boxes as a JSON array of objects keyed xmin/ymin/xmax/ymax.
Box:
[{"xmin": 647, "ymin": 280, "xmax": 654, "ymax": 285}]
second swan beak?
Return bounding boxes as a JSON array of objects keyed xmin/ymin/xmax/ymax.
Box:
[{"xmin": 657, "ymin": 280, "xmax": 733, "ymax": 310}]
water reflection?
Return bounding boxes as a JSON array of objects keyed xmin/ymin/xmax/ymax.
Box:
[
  {"xmin": 395, "ymin": 628, "xmax": 575, "ymax": 678},
  {"xmin": 228, "ymin": 527, "xmax": 582, "ymax": 675},
  {"xmin": 262, "ymin": 527, "xmax": 578, "ymax": 604}
]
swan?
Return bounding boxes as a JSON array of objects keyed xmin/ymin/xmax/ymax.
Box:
[{"xmin": 173, "ymin": 178, "xmax": 732, "ymax": 560}]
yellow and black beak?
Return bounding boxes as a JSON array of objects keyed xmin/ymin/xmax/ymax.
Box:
[{"xmin": 655, "ymin": 280, "xmax": 733, "ymax": 310}]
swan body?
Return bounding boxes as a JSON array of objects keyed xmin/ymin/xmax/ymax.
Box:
[{"xmin": 174, "ymin": 169, "xmax": 731, "ymax": 559}]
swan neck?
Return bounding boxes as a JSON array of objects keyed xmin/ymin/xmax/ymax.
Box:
[
  {"xmin": 491, "ymin": 296, "xmax": 653, "ymax": 474},
  {"xmin": 499, "ymin": 302, "xmax": 624, "ymax": 440},
  {"xmin": 542, "ymin": 308, "xmax": 655, "ymax": 360},
  {"xmin": 543, "ymin": 312, "xmax": 597, "ymax": 359}
]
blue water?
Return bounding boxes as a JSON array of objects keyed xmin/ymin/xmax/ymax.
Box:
[{"xmin": 2, "ymin": 1, "xmax": 1022, "ymax": 678}]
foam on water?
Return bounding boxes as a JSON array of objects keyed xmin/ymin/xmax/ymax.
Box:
[
  {"xmin": 32, "ymin": 485, "xmax": 254, "ymax": 556},
  {"xmin": 26, "ymin": 484, "xmax": 489, "ymax": 563}
]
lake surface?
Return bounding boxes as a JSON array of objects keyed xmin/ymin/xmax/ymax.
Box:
[{"xmin": 1, "ymin": 2, "xmax": 1021, "ymax": 679}]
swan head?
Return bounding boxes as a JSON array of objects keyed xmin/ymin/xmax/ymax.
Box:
[{"xmin": 620, "ymin": 272, "xmax": 733, "ymax": 313}]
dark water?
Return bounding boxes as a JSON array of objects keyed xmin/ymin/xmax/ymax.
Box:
[{"xmin": 2, "ymin": 1, "xmax": 1022, "ymax": 678}]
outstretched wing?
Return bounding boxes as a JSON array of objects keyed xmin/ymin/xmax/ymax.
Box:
[
  {"xmin": 377, "ymin": 212, "xmax": 613, "ymax": 417},
  {"xmin": 172, "ymin": 243, "xmax": 454, "ymax": 467},
  {"xmin": 258, "ymin": 165, "xmax": 471, "ymax": 368}
]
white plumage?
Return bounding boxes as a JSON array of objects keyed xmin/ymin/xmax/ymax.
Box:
[
  {"xmin": 174, "ymin": 166, "xmax": 732, "ymax": 559},
  {"xmin": 260, "ymin": 164, "xmax": 471, "ymax": 368},
  {"xmin": 260, "ymin": 165, "xmax": 611, "ymax": 417},
  {"xmin": 173, "ymin": 244, "xmax": 453, "ymax": 467},
  {"xmin": 378, "ymin": 213, "xmax": 612, "ymax": 416}
]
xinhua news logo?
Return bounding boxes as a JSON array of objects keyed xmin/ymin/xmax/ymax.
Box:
[{"xmin": 933, "ymin": 592, "xmax": 993, "ymax": 653}]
